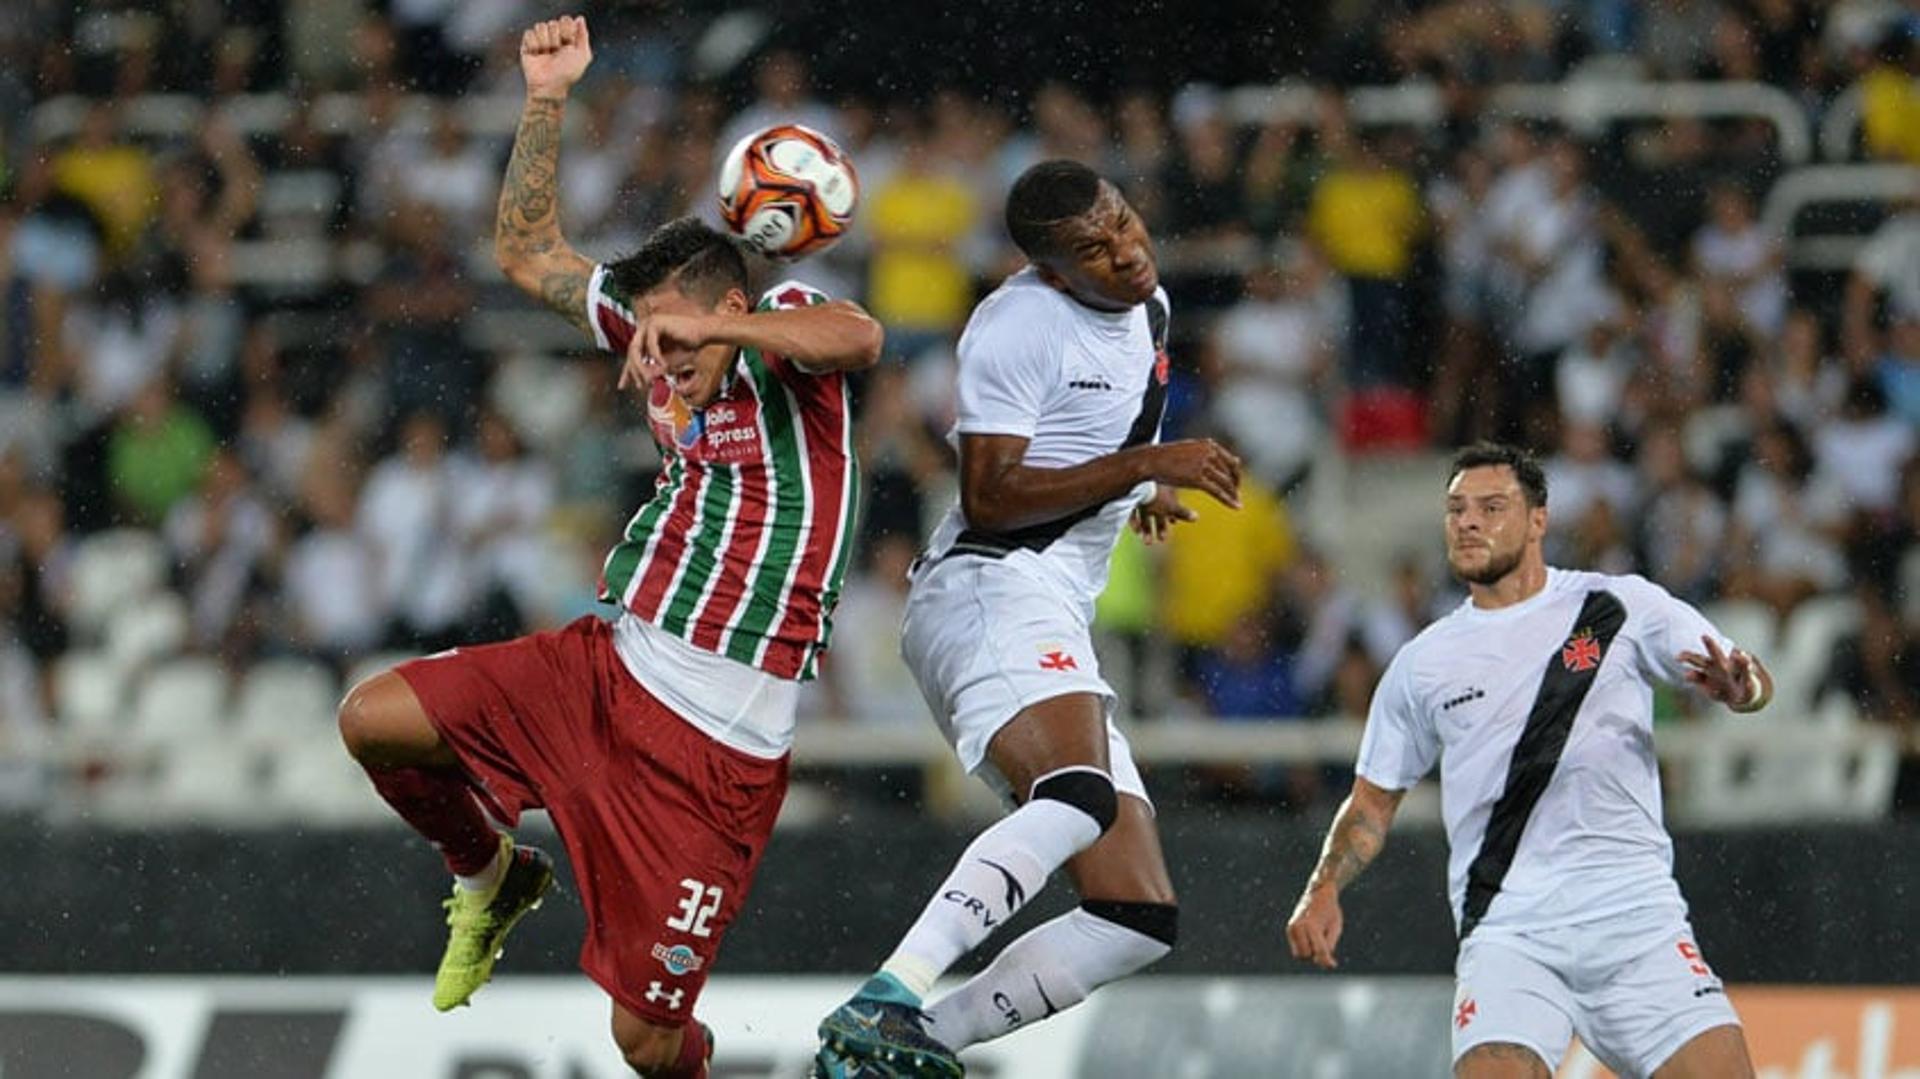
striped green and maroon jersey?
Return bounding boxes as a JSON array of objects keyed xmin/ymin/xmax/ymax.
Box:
[{"xmin": 585, "ymin": 266, "xmax": 861, "ymax": 680}]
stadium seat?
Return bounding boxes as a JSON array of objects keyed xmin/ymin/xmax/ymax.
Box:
[
  {"xmin": 271, "ymin": 734, "xmax": 382, "ymax": 824},
  {"xmin": 1769, "ymin": 594, "xmax": 1861, "ymax": 716},
  {"xmin": 1670, "ymin": 718, "xmax": 1897, "ymax": 825},
  {"xmin": 233, "ymin": 659, "xmax": 340, "ymax": 750},
  {"xmin": 103, "ymin": 591, "xmax": 190, "ymax": 673},
  {"xmin": 129, "ymin": 658, "xmax": 230, "ymax": 750},
  {"xmin": 51, "ymin": 651, "xmax": 128, "ymax": 743},
  {"xmin": 149, "ymin": 740, "xmax": 269, "ymax": 824},
  {"xmin": 67, "ymin": 529, "xmax": 169, "ymax": 637}
]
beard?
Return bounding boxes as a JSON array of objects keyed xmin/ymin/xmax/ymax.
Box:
[{"xmin": 1450, "ymin": 541, "xmax": 1525, "ymax": 586}]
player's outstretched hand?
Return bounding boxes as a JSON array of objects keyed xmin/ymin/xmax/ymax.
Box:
[
  {"xmin": 1145, "ymin": 439, "xmax": 1242, "ymax": 510},
  {"xmin": 1678, "ymin": 635, "xmax": 1762, "ymax": 709},
  {"xmin": 1285, "ymin": 883, "xmax": 1343, "ymax": 970},
  {"xmin": 520, "ymin": 15, "xmax": 592, "ymax": 99},
  {"xmin": 1129, "ymin": 484, "xmax": 1196, "ymax": 544}
]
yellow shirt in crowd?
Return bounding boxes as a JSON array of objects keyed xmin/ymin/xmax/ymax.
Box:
[
  {"xmin": 1160, "ymin": 480, "xmax": 1297, "ymax": 648},
  {"xmin": 1307, "ymin": 166, "xmax": 1423, "ymax": 280},
  {"xmin": 866, "ymin": 170, "xmax": 976, "ymax": 334}
]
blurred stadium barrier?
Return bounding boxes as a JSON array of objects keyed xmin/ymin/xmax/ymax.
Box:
[{"xmin": 1, "ymin": 976, "xmax": 1914, "ymax": 1078}]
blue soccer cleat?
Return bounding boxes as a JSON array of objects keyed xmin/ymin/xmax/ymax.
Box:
[{"xmin": 814, "ymin": 973, "xmax": 963, "ymax": 1078}]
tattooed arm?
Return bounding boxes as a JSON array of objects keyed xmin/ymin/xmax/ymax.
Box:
[
  {"xmin": 494, "ymin": 16, "xmax": 595, "ymax": 333},
  {"xmin": 1284, "ymin": 777, "xmax": 1406, "ymax": 970}
]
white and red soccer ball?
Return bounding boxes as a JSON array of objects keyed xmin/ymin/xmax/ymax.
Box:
[{"xmin": 717, "ymin": 124, "xmax": 859, "ymax": 260}]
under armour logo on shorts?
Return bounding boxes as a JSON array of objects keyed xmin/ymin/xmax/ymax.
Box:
[{"xmin": 645, "ymin": 981, "xmax": 686, "ymax": 1011}]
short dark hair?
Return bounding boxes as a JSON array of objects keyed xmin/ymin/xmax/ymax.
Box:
[
  {"xmin": 1449, "ymin": 441, "xmax": 1548, "ymax": 507},
  {"xmin": 606, "ymin": 217, "xmax": 748, "ymax": 305},
  {"xmin": 1005, "ymin": 159, "xmax": 1102, "ymax": 258}
]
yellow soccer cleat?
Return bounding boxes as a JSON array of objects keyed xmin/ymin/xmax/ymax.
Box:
[{"xmin": 432, "ymin": 837, "xmax": 557, "ymax": 1011}]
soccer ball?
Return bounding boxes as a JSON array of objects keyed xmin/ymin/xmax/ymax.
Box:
[{"xmin": 717, "ymin": 124, "xmax": 859, "ymax": 260}]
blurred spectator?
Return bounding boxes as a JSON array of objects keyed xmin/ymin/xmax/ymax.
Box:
[
  {"xmin": 1811, "ymin": 376, "xmax": 1915, "ymax": 517},
  {"xmin": 1359, "ymin": 555, "xmax": 1447, "ymax": 668},
  {"xmin": 65, "ymin": 269, "xmax": 183, "ymax": 418},
  {"xmin": 7, "ymin": 486, "xmax": 71, "ymax": 661},
  {"xmin": 364, "ymin": 207, "xmax": 478, "ymax": 427},
  {"xmin": 396, "ymin": 104, "xmax": 498, "ymax": 235},
  {"xmin": 1543, "ymin": 421, "xmax": 1639, "ymax": 563},
  {"xmin": 1860, "ymin": 21, "xmax": 1920, "ymax": 165},
  {"xmin": 1725, "ymin": 417, "xmax": 1848, "ymax": 611},
  {"xmin": 1555, "ymin": 317, "xmax": 1637, "ymax": 431},
  {"xmin": 1635, "ymin": 425, "xmax": 1728, "ymax": 602},
  {"xmin": 1773, "ymin": 308, "xmax": 1848, "ymax": 429},
  {"xmin": 1876, "ymin": 317, "xmax": 1920, "ymax": 429},
  {"xmin": 718, "ymin": 49, "xmax": 841, "ymax": 157},
  {"xmin": 1161, "ymin": 470, "xmax": 1296, "ymax": 676},
  {"xmin": 164, "ymin": 450, "xmax": 279, "ymax": 649},
  {"xmin": 107, "ymin": 379, "xmax": 216, "ymax": 526},
  {"xmin": 1818, "ymin": 587, "xmax": 1919, "ymax": 806},
  {"xmin": 144, "ymin": 119, "xmax": 260, "ymax": 408},
  {"xmin": 856, "ymin": 363, "xmax": 950, "ymax": 545},
  {"xmin": 1307, "ymin": 110, "xmax": 1423, "ymax": 388},
  {"xmin": 1284, "ymin": 546, "xmax": 1365, "ymax": 713},
  {"xmin": 1691, "ymin": 183, "xmax": 1786, "ymax": 337},
  {"xmin": 49, "ymin": 102, "xmax": 156, "ymax": 260},
  {"xmin": 864, "ymin": 124, "xmax": 978, "ymax": 363},
  {"xmin": 1161, "ymin": 99, "xmax": 1253, "ymax": 257},
  {"xmin": 811, "ymin": 534, "xmax": 924, "ymax": 725},
  {"xmin": 451, "ymin": 409, "xmax": 554, "ymax": 632},
  {"xmin": 284, "ymin": 467, "xmax": 382, "ymax": 657},
  {"xmin": 357, "ymin": 410, "xmax": 468, "ymax": 648},
  {"xmin": 1844, "ymin": 193, "xmax": 1920, "ymax": 364},
  {"xmin": 1205, "ymin": 253, "xmax": 1337, "ymax": 490}
]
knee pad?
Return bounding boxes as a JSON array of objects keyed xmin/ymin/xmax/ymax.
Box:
[
  {"xmin": 1082, "ymin": 898, "xmax": 1179, "ymax": 949},
  {"xmin": 1030, "ymin": 766, "xmax": 1118, "ymax": 834}
]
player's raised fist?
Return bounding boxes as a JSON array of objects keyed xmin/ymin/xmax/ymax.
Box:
[{"xmin": 519, "ymin": 16, "xmax": 591, "ymax": 98}]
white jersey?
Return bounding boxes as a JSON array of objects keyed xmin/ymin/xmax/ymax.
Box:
[
  {"xmin": 1356, "ymin": 568, "xmax": 1736, "ymax": 938},
  {"xmin": 921, "ymin": 268, "xmax": 1170, "ymax": 614}
]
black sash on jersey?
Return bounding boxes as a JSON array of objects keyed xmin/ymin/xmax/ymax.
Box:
[
  {"xmin": 1458, "ymin": 589, "xmax": 1627, "ymax": 941},
  {"xmin": 946, "ymin": 296, "xmax": 1171, "ymax": 560}
]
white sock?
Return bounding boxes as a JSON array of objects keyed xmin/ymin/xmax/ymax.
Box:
[
  {"xmin": 879, "ymin": 799, "xmax": 1103, "ymax": 997},
  {"xmin": 452, "ymin": 838, "xmax": 508, "ymax": 894},
  {"xmin": 921, "ymin": 906, "xmax": 1172, "ymax": 1050}
]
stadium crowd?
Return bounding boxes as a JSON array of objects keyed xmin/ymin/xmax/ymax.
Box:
[{"xmin": 0, "ymin": 0, "xmax": 1916, "ymax": 817}]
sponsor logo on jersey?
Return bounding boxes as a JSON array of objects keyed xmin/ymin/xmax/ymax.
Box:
[
  {"xmin": 1067, "ymin": 378, "xmax": 1116, "ymax": 391},
  {"xmin": 1441, "ymin": 687, "xmax": 1486, "ymax": 711},
  {"xmin": 646, "ymin": 381, "xmax": 764, "ymax": 464},
  {"xmin": 650, "ymin": 942, "xmax": 704, "ymax": 976},
  {"xmin": 1560, "ymin": 630, "xmax": 1602, "ymax": 672}
]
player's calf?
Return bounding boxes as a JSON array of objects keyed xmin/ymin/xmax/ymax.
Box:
[{"xmin": 613, "ymin": 1011, "xmax": 713, "ymax": 1078}]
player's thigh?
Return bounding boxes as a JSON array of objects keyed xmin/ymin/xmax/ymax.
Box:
[
  {"xmin": 984, "ymin": 691, "xmax": 1112, "ymax": 796},
  {"xmin": 1455, "ymin": 1042, "xmax": 1553, "ymax": 1079},
  {"xmin": 1579, "ymin": 924, "xmax": 1744, "ymax": 1079},
  {"xmin": 336, "ymin": 670, "xmax": 455, "ymax": 768},
  {"xmin": 565, "ymin": 689, "xmax": 787, "ymax": 1027},
  {"xmin": 1452, "ymin": 935, "xmax": 1577, "ymax": 1077},
  {"xmin": 1651, "ymin": 1025, "xmax": 1753, "ymax": 1079},
  {"xmin": 1065, "ymin": 793, "xmax": 1175, "ymax": 905}
]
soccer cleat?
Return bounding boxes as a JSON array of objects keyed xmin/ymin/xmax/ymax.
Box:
[
  {"xmin": 432, "ymin": 837, "xmax": 556, "ymax": 1011},
  {"xmin": 814, "ymin": 974, "xmax": 963, "ymax": 1079}
]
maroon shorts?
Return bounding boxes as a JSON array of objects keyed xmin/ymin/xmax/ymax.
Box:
[{"xmin": 395, "ymin": 615, "xmax": 789, "ymax": 1024}]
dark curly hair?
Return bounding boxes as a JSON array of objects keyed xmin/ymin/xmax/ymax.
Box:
[{"xmin": 606, "ymin": 216, "xmax": 748, "ymax": 305}]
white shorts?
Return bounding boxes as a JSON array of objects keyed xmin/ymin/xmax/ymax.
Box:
[
  {"xmin": 901, "ymin": 553, "xmax": 1150, "ymax": 806},
  {"xmin": 1452, "ymin": 910, "xmax": 1741, "ymax": 1079}
]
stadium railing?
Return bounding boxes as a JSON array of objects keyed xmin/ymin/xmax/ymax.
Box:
[{"xmin": 1760, "ymin": 162, "xmax": 1920, "ymax": 270}]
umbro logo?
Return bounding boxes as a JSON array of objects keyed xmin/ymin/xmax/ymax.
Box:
[{"xmin": 1441, "ymin": 687, "xmax": 1485, "ymax": 711}]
